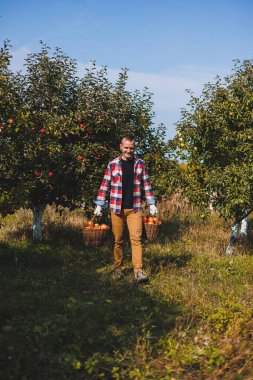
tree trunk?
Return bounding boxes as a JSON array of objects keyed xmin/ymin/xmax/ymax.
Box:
[
  {"xmin": 32, "ymin": 204, "xmax": 45, "ymax": 240},
  {"xmin": 225, "ymin": 216, "xmax": 249, "ymax": 255}
]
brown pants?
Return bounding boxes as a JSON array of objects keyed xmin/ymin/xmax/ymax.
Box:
[{"xmin": 111, "ymin": 209, "xmax": 143, "ymax": 272}]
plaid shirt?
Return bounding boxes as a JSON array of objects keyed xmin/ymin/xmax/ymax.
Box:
[{"xmin": 95, "ymin": 155, "xmax": 155, "ymax": 214}]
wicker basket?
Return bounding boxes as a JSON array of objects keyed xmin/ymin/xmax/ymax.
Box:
[
  {"xmin": 82, "ymin": 227, "xmax": 110, "ymax": 247},
  {"xmin": 144, "ymin": 222, "xmax": 161, "ymax": 242}
]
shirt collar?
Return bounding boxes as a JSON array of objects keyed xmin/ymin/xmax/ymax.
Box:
[{"xmin": 118, "ymin": 154, "xmax": 139, "ymax": 163}]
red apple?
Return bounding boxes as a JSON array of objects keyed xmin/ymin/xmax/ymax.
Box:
[
  {"xmin": 100, "ymin": 224, "xmax": 109, "ymax": 229},
  {"xmin": 48, "ymin": 171, "xmax": 54, "ymax": 178},
  {"xmin": 86, "ymin": 220, "xmax": 95, "ymax": 228},
  {"xmin": 34, "ymin": 171, "xmax": 42, "ymax": 178}
]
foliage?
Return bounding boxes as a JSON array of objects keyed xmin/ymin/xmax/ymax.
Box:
[
  {"xmin": 170, "ymin": 59, "xmax": 253, "ymax": 222},
  {"xmin": 0, "ymin": 41, "xmax": 26, "ymax": 213},
  {"xmin": 0, "ymin": 41, "xmax": 172, "ymax": 218}
]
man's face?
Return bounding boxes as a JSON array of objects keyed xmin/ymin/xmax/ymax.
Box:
[{"xmin": 120, "ymin": 138, "xmax": 135, "ymax": 160}]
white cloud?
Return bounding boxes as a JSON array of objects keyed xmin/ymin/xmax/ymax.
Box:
[
  {"xmin": 10, "ymin": 46, "xmax": 31, "ymax": 73},
  {"xmin": 103, "ymin": 65, "xmax": 229, "ymax": 137}
]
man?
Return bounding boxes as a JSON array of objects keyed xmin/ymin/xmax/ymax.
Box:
[{"xmin": 94, "ymin": 134, "xmax": 157, "ymax": 283}]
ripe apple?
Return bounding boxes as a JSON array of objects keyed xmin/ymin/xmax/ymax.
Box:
[
  {"xmin": 7, "ymin": 118, "xmax": 14, "ymax": 124},
  {"xmin": 39, "ymin": 129, "xmax": 46, "ymax": 133},
  {"xmin": 79, "ymin": 123, "xmax": 85, "ymax": 128},
  {"xmin": 77, "ymin": 154, "xmax": 84, "ymax": 161},
  {"xmin": 48, "ymin": 171, "xmax": 54, "ymax": 178},
  {"xmin": 86, "ymin": 220, "xmax": 95, "ymax": 228},
  {"xmin": 97, "ymin": 115, "xmax": 102, "ymax": 121},
  {"xmin": 103, "ymin": 146, "xmax": 108, "ymax": 151},
  {"xmin": 96, "ymin": 154, "xmax": 101, "ymax": 159},
  {"xmin": 34, "ymin": 171, "xmax": 42, "ymax": 178},
  {"xmin": 100, "ymin": 224, "xmax": 109, "ymax": 229},
  {"xmin": 143, "ymin": 217, "xmax": 147, "ymax": 223}
]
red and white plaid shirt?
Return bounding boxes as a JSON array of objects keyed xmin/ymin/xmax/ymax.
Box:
[{"xmin": 95, "ymin": 155, "xmax": 155, "ymax": 214}]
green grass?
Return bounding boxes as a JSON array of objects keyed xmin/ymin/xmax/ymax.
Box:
[{"xmin": 1, "ymin": 209, "xmax": 253, "ymax": 379}]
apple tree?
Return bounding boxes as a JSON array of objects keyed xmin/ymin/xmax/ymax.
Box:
[
  {"xmin": 0, "ymin": 42, "xmax": 172, "ymax": 239},
  {"xmin": 76, "ymin": 63, "xmax": 175, "ymax": 206},
  {"xmin": 170, "ymin": 59, "xmax": 253, "ymax": 247},
  {"xmin": 0, "ymin": 41, "xmax": 26, "ymax": 216}
]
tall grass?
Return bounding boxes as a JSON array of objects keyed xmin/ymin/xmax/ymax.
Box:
[{"xmin": 1, "ymin": 206, "xmax": 253, "ymax": 379}]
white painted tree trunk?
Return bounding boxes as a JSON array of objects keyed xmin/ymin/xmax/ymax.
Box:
[
  {"xmin": 32, "ymin": 204, "xmax": 45, "ymax": 240},
  {"xmin": 225, "ymin": 217, "xmax": 248, "ymax": 255}
]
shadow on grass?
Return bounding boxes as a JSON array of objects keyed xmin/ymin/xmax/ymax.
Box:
[
  {"xmin": 148, "ymin": 251, "xmax": 193, "ymax": 271},
  {"xmin": 3, "ymin": 224, "xmax": 85, "ymax": 249},
  {"xmin": 158, "ymin": 216, "xmax": 190, "ymax": 243},
  {"xmin": 0, "ymin": 240, "xmax": 182, "ymax": 379}
]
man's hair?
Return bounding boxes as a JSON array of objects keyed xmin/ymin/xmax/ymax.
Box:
[{"xmin": 121, "ymin": 134, "xmax": 135, "ymax": 144}]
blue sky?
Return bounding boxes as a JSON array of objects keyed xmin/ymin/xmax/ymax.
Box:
[{"xmin": 1, "ymin": 0, "xmax": 253, "ymax": 138}]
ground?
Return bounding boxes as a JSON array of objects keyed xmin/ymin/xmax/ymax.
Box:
[{"xmin": 0, "ymin": 207, "xmax": 253, "ymax": 379}]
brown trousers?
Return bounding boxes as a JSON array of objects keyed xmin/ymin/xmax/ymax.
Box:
[{"xmin": 111, "ymin": 209, "xmax": 143, "ymax": 272}]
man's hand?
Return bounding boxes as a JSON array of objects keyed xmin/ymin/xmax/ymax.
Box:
[
  {"xmin": 94, "ymin": 205, "xmax": 102, "ymax": 216},
  {"xmin": 150, "ymin": 205, "xmax": 157, "ymax": 215}
]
